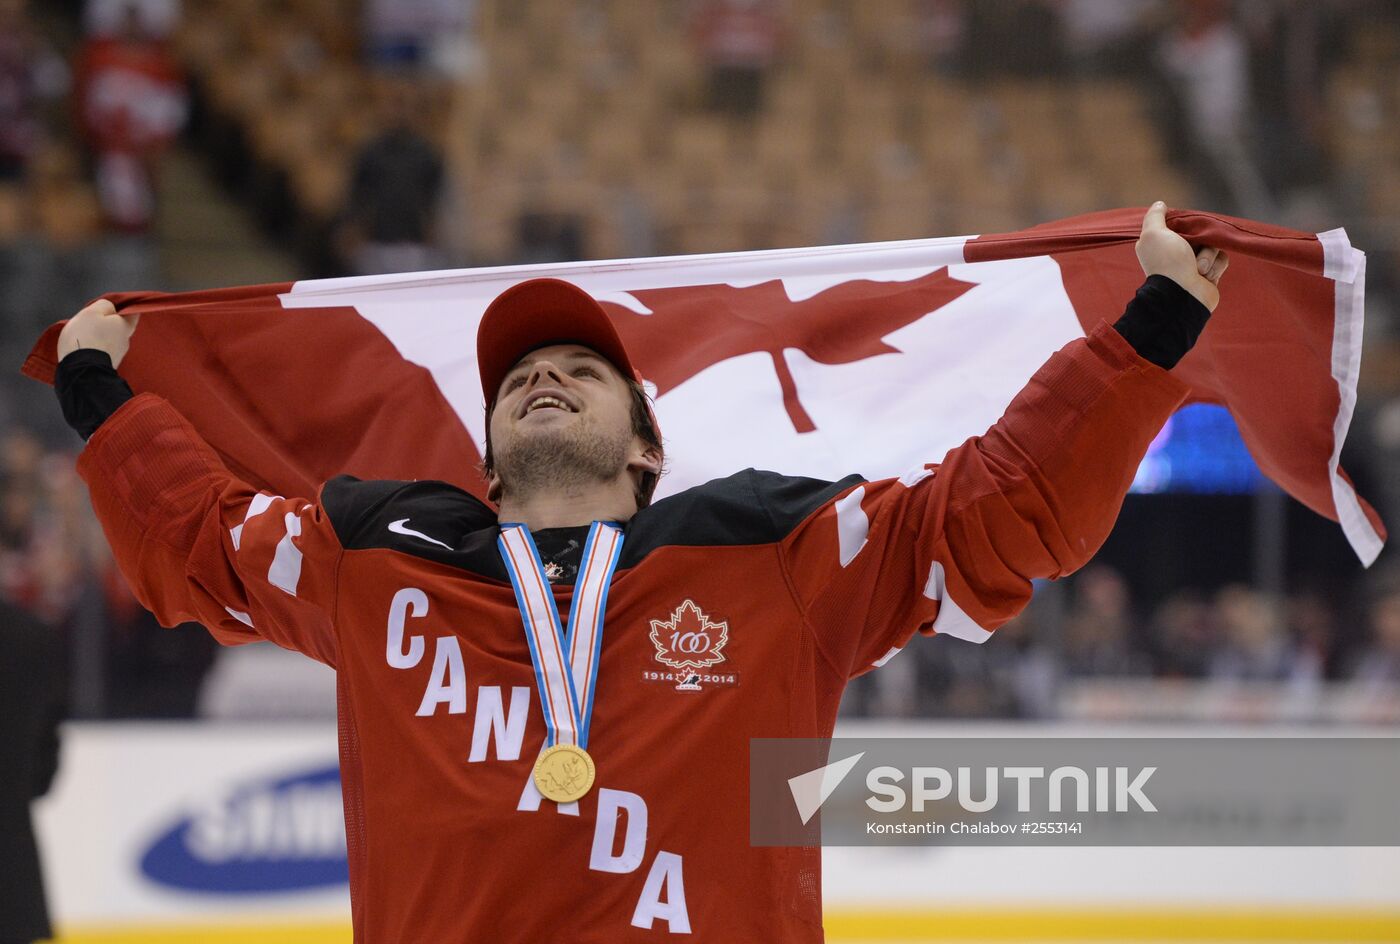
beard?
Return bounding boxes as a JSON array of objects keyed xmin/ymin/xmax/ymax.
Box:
[{"xmin": 493, "ymin": 415, "xmax": 633, "ymax": 501}]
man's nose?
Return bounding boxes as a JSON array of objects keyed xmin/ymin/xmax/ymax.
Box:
[{"xmin": 525, "ymin": 360, "xmax": 565, "ymax": 388}]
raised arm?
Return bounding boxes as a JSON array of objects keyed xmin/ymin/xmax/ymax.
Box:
[
  {"xmin": 777, "ymin": 203, "xmax": 1229, "ymax": 676},
  {"xmin": 55, "ymin": 301, "xmax": 343, "ymax": 665}
]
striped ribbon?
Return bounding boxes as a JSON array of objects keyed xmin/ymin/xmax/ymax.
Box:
[{"xmin": 497, "ymin": 521, "xmax": 624, "ymax": 749}]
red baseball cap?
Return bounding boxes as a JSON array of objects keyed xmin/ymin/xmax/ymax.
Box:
[{"xmin": 476, "ymin": 278, "xmax": 659, "ymax": 435}]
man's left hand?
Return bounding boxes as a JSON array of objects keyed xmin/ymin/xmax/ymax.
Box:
[{"xmin": 1135, "ymin": 201, "xmax": 1229, "ymax": 312}]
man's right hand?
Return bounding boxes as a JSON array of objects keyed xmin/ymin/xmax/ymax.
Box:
[{"xmin": 57, "ymin": 299, "xmax": 140, "ymax": 368}]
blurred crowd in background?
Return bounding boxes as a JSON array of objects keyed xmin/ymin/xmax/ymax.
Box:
[{"xmin": 0, "ymin": 0, "xmax": 1398, "ymax": 724}]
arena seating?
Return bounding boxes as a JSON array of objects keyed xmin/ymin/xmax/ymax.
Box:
[
  {"xmin": 0, "ymin": 142, "xmax": 102, "ymax": 248},
  {"xmin": 1330, "ymin": 27, "xmax": 1400, "ymax": 249},
  {"xmin": 175, "ymin": 0, "xmax": 1392, "ymax": 269}
]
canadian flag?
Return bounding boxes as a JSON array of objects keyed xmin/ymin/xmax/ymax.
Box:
[{"xmin": 23, "ymin": 207, "xmax": 1386, "ymax": 564}]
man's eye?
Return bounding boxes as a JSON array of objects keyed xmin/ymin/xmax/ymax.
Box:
[
  {"xmin": 573, "ymin": 366, "xmax": 599, "ymax": 379},
  {"xmin": 504, "ymin": 376, "xmax": 525, "ymax": 392}
]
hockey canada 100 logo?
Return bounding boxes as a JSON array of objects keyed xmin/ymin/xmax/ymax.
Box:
[{"xmin": 645, "ymin": 599, "xmax": 737, "ymax": 691}]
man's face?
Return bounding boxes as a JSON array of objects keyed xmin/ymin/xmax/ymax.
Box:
[{"xmin": 487, "ymin": 343, "xmax": 646, "ymax": 503}]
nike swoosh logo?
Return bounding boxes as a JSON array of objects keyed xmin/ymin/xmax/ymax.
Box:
[{"xmin": 387, "ymin": 518, "xmax": 453, "ymax": 551}]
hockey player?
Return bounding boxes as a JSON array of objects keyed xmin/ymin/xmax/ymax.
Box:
[{"xmin": 52, "ymin": 203, "xmax": 1225, "ymax": 941}]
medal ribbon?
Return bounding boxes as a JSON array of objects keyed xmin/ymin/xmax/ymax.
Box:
[{"xmin": 497, "ymin": 521, "xmax": 624, "ymax": 750}]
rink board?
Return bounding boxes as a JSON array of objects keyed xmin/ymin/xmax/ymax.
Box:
[{"xmin": 36, "ymin": 721, "xmax": 1400, "ymax": 942}]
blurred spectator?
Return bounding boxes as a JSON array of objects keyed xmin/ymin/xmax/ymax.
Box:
[
  {"xmin": 1059, "ymin": 0, "xmax": 1163, "ymax": 75},
  {"xmin": 1061, "ymin": 565, "xmax": 1150, "ymax": 676},
  {"xmin": 0, "ymin": 0, "xmax": 69, "ymax": 183},
  {"xmin": 339, "ymin": 80, "xmax": 445, "ymax": 275},
  {"xmin": 1, "ymin": 430, "xmax": 92, "ymax": 624},
  {"xmin": 0, "ymin": 425, "xmax": 217, "ymax": 719},
  {"xmin": 1347, "ymin": 574, "xmax": 1400, "ymax": 686},
  {"xmin": 1155, "ymin": 0, "xmax": 1273, "ymax": 215},
  {"xmin": 97, "ymin": 553, "xmax": 217, "ymax": 718},
  {"xmin": 690, "ymin": 0, "xmax": 787, "ymax": 118},
  {"xmin": 515, "ymin": 209, "xmax": 586, "ymax": 265},
  {"xmin": 83, "ymin": 0, "xmax": 177, "ymax": 39},
  {"xmin": 962, "ymin": 0, "xmax": 1065, "ymax": 78},
  {"xmin": 921, "ymin": 639, "xmax": 1019, "ymax": 719},
  {"xmin": 1237, "ymin": 0, "xmax": 1332, "ymax": 197},
  {"xmin": 914, "ymin": 0, "xmax": 966, "ymax": 77},
  {"xmin": 1149, "ymin": 588, "xmax": 1214, "ymax": 678},
  {"xmin": 1285, "ymin": 590, "xmax": 1338, "ymax": 678},
  {"xmin": 0, "ymin": 597, "xmax": 63, "ymax": 944},
  {"xmin": 73, "ymin": 0, "xmax": 187, "ymax": 233},
  {"xmin": 913, "ymin": 593, "xmax": 1061, "ymax": 719},
  {"xmin": 981, "ymin": 607, "xmax": 1061, "ymax": 719},
  {"xmin": 0, "ymin": 141, "xmax": 108, "ymax": 371},
  {"xmin": 364, "ymin": 0, "xmax": 479, "ymax": 77},
  {"xmin": 1208, "ymin": 584, "xmax": 1320, "ymax": 683}
]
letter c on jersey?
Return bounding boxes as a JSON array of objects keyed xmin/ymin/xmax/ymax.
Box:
[{"xmin": 386, "ymin": 587, "xmax": 428, "ymax": 669}]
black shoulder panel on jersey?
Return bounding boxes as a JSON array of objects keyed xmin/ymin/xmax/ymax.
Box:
[
  {"xmin": 318, "ymin": 468, "xmax": 865, "ymax": 580},
  {"xmin": 319, "ymin": 473, "xmax": 502, "ymax": 568},
  {"xmin": 621, "ymin": 468, "xmax": 864, "ymax": 566}
]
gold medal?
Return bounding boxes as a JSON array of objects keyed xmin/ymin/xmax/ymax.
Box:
[{"xmin": 533, "ymin": 743, "xmax": 596, "ymax": 803}]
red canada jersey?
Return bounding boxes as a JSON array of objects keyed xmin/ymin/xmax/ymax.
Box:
[
  {"xmin": 76, "ymin": 323, "xmax": 1186, "ymax": 941},
  {"xmin": 73, "ymin": 37, "xmax": 185, "ymax": 152}
]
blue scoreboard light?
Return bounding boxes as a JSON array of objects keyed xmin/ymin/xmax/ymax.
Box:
[{"xmin": 1131, "ymin": 403, "xmax": 1265, "ymax": 495}]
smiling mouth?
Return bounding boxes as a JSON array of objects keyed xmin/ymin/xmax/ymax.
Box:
[{"xmin": 523, "ymin": 395, "xmax": 575, "ymax": 417}]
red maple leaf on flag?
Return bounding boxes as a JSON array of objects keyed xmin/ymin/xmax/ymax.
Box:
[{"xmin": 602, "ymin": 269, "xmax": 975, "ymax": 433}]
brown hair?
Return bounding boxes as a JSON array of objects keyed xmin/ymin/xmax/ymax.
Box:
[{"xmin": 482, "ymin": 379, "xmax": 664, "ymax": 510}]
